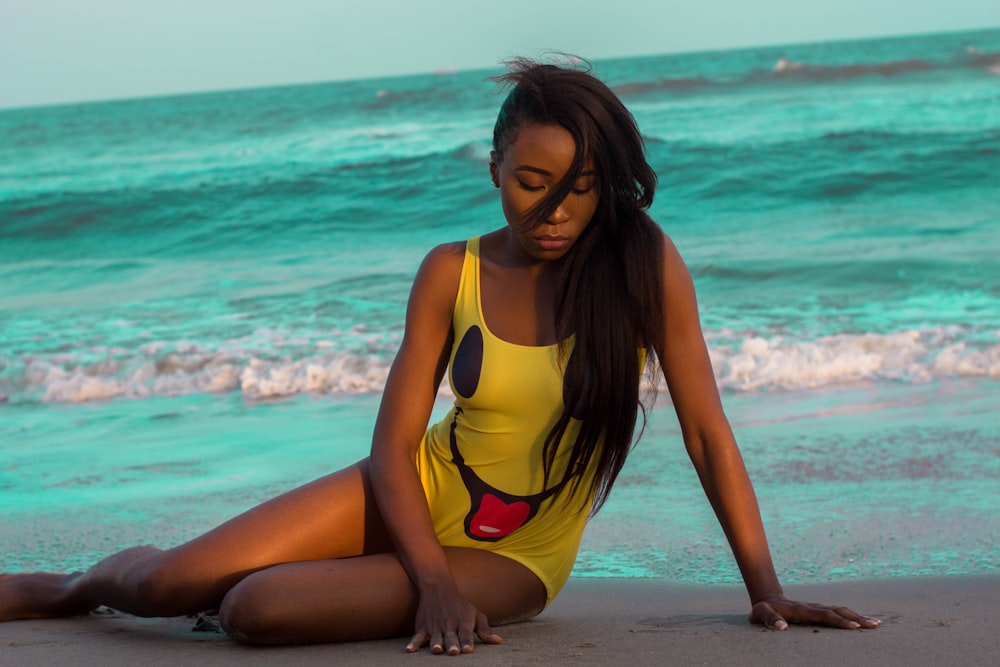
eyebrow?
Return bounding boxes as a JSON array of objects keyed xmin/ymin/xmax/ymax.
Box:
[{"xmin": 514, "ymin": 166, "xmax": 597, "ymax": 177}]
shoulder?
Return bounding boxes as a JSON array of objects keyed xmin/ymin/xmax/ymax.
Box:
[
  {"xmin": 653, "ymin": 227, "xmax": 680, "ymax": 265},
  {"xmin": 406, "ymin": 240, "xmax": 467, "ymax": 317},
  {"xmin": 424, "ymin": 241, "xmax": 468, "ymax": 261},
  {"xmin": 657, "ymin": 230, "xmax": 694, "ymax": 292},
  {"xmin": 413, "ymin": 240, "xmax": 466, "ymax": 288},
  {"xmin": 653, "ymin": 230, "xmax": 704, "ymax": 346}
]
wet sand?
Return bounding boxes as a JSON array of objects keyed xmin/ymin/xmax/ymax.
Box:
[{"xmin": 3, "ymin": 575, "xmax": 998, "ymax": 666}]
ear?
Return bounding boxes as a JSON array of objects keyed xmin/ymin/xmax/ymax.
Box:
[{"xmin": 489, "ymin": 151, "xmax": 500, "ymax": 188}]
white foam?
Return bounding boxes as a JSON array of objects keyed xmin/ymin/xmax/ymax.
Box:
[
  {"xmin": 2, "ymin": 328, "xmax": 997, "ymax": 404},
  {"xmin": 711, "ymin": 329, "xmax": 1000, "ymax": 391},
  {"xmin": 5, "ymin": 346, "xmax": 392, "ymax": 404},
  {"xmin": 239, "ymin": 354, "xmax": 390, "ymax": 399}
]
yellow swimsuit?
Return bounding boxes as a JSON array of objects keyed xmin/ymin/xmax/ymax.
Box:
[{"xmin": 416, "ymin": 237, "xmax": 595, "ymax": 605}]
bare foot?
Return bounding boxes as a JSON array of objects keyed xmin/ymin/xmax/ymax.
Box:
[{"xmin": 0, "ymin": 572, "xmax": 98, "ymax": 621}]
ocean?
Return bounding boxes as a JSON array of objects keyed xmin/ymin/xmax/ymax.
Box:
[{"xmin": 1, "ymin": 28, "xmax": 998, "ymax": 586}]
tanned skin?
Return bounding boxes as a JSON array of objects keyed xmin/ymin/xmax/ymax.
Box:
[{"xmin": 0, "ymin": 122, "xmax": 878, "ymax": 653}]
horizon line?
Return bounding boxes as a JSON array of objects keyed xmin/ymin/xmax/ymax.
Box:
[{"xmin": 2, "ymin": 24, "xmax": 997, "ymax": 113}]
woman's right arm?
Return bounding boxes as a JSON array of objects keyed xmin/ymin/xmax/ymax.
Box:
[{"xmin": 367, "ymin": 242, "xmax": 500, "ymax": 655}]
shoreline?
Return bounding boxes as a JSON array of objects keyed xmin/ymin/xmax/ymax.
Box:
[{"xmin": 3, "ymin": 574, "xmax": 998, "ymax": 666}]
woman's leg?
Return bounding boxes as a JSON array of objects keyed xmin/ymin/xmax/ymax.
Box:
[
  {"xmin": 0, "ymin": 458, "xmax": 394, "ymax": 621},
  {"xmin": 218, "ymin": 547, "xmax": 547, "ymax": 646}
]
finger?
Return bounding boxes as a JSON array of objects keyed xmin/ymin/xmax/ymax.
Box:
[
  {"xmin": 785, "ymin": 604, "xmax": 862, "ymax": 630},
  {"xmin": 444, "ymin": 631, "xmax": 461, "ymax": 656},
  {"xmin": 475, "ymin": 611, "xmax": 504, "ymax": 645},
  {"xmin": 458, "ymin": 621, "xmax": 476, "ymax": 653},
  {"xmin": 749, "ymin": 602, "xmax": 788, "ymax": 631},
  {"xmin": 405, "ymin": 631, "xmax": 427, "ymax": 653},
  {"xmin": 429, "ymin": 631, "xmax": 444, "ymax": 654},
  {"xmin": 830, "ymin": 606, "xmax": 882, "ymax": 629},
  {"xmin": 820, "ymin": 605, "xmax": 881, "ymax": 630},
  {"xmin": 785, "ymin": 604, "xmax": 875, "ymax": 630},
  {"xmin": 817, "ymin": 608, "xmax": 862, "ymax": 629}
]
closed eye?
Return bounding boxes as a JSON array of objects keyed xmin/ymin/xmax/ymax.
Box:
[
  {"xmin": 572, "ymin": 176, "xmax": 596, "ymax": 195},
  {"xmin": 517, "ymin": 180, "xmax": 544, "ymax": 192}
]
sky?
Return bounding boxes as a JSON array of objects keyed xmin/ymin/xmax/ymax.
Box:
[{"xmin": 2, "ymin": 0, "xmax": 999, "ymax": 109}]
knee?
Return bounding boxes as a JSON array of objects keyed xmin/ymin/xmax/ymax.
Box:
[
  {"xmin": 218, "ymin": 574, "xmax": 287, "ymax": 645},
  {"xmin": 126, "ymin": 554, "xmax": 200, "ymax": 617}
]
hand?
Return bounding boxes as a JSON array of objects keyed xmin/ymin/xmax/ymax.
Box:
[
  {"xmin": 405, "ymin": 584, "xmax": 503, "ymax": 655},
  {"xmin": 749, "ymin": 595, "xmax": 881, "ymax": 631}
]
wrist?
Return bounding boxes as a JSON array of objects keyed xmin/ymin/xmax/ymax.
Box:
[
  {"xmin": 413, "ymin": 568, "xmax": 457, "ymax": 594},
  {"xmin": 748, "ymin": 586, "xmax": 785, "ymax": 605},
  {"xmin": 740, "ymin": 565, "xmax": 784, "ymax": 604}
]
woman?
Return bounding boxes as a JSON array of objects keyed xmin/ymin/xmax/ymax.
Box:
[{"xmin": 0, "ymin": 59, "xmax": 879, "ymax": 653}]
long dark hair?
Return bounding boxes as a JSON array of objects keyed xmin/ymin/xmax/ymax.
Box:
[{"xmin": 492, "ymin": 57, "xmax": 666, "ymax": 514}]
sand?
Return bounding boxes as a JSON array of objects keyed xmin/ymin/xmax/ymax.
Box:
[{"xmin": 2, "ymin": 575, "xmax": 998, "ymax": 666}]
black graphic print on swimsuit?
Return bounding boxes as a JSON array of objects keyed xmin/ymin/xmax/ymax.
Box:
[
  {"xmin": 448, "ymin": 406, "xmax": 566, "ymax": 541},
  {"xmin": 448, "ymin": 323, "xmax": 571, "ymax": 542}
]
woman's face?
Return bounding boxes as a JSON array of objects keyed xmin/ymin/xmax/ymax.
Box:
[{"xmin": 490, "ymin": 123, "xmax": 599, "ymax": 262}]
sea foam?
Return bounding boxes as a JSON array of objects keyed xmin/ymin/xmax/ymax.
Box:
[{"xmin": 4, "ymin": 327, "xmax": 996, "ymax": 404}]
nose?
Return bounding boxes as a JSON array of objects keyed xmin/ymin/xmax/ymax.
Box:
[{"xmin": 547, "ymin": 199, "xmax": 572, "ymax": 224}]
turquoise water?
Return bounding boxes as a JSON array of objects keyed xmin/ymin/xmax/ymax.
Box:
[{"xmin": 1, "ymin": 29, "xmax": 999, "ymax": 583}]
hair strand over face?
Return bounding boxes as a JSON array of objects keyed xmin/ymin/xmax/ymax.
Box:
[{"xmin": 490, "ymin": 57, "xmax": 666, "ymax": 514}]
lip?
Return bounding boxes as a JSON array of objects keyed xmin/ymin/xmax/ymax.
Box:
[{"xmin": 533, "ymin": 235, "xmax": 570, "ymax": 251}]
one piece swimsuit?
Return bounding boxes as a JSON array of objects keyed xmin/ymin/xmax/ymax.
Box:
[{"xmin": 415, "ymin": 237, "xmax": 597, "ymax": 606}]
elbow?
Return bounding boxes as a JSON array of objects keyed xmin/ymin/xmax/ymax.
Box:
[
  {"xmin": 681, "ymin": 429, "xmax": 710, "ymax": 467},
  {"xmin": 367, "ymin": 440, "xmax": 420, "ymax": 492},
  {"xmin": 682, "ymin": 424, "xmax": 741, "ymax": 472}
]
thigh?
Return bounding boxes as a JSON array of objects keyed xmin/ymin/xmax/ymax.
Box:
[
  {"xmin": 148, "ymin": 458, "xmax": 394, "ymax": 606},
  {"xmin": 218, "ymin": 547, "xmax": 547, "ymax": 645}
]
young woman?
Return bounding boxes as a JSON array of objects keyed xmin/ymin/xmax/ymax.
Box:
[{"xmin": 0, "ymin": 59, "xmax": 879, "ymax": 653}]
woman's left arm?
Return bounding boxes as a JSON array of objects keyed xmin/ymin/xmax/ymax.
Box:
[{"xmin": 655, "ymin": 233, "xmax": 879, "ymax": 631}]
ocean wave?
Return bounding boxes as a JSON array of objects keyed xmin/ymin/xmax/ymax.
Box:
[
  {"xmin": 2, "ymin": 328, "xmax": 996, "ymax": 405},
  {"xmin": 0, "ymin": 135, "xmax": 493, "ymax": 244},
  {"xmin": 654, "ymin": 126, "xmax": 1000, "ymax": 204},
  {"xmin": 611, "ymin": 46, "xmax": 997, "ymax": 99},
  {"xmin": 2, "ymin": 347, "xmax": 394, "ymax": 404},
  {"xmin": 612, "ymin": 77, "xmax": 713, "ymax": 95},
  {"xmin": 769, "ymin": 57, "xmax": 935, "ymax": 81},
  {"xmin": 363, "ymin": 84, "xmax": 469, "ymax": 112},
  {"xmin": 709, "ymin": 329, "xmax": 1000, "ymax": 391},
  {"xmin": 966, "ymin": 47, "xmax": 1000, "ymax": 74}
]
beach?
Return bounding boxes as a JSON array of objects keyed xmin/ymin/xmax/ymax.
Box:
[
  {"xmin": 2, "ymin": 26, "xmax": 999, "ymax": 666},
  {"xmin": 4, "ymin": 576, "xmax": 999, "ymax": 666},
  {"xmin": 2, "ymin": 381, "xmax": 997, "ymax": 665}
]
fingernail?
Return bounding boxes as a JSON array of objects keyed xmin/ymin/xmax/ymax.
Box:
[
  {"xmin": 775, "ymin": 620, "xmax": 788, "ymax": 630},
  {"xmin": 849, "ymin": 621, "xmax": 861, "ymax": 629}
]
